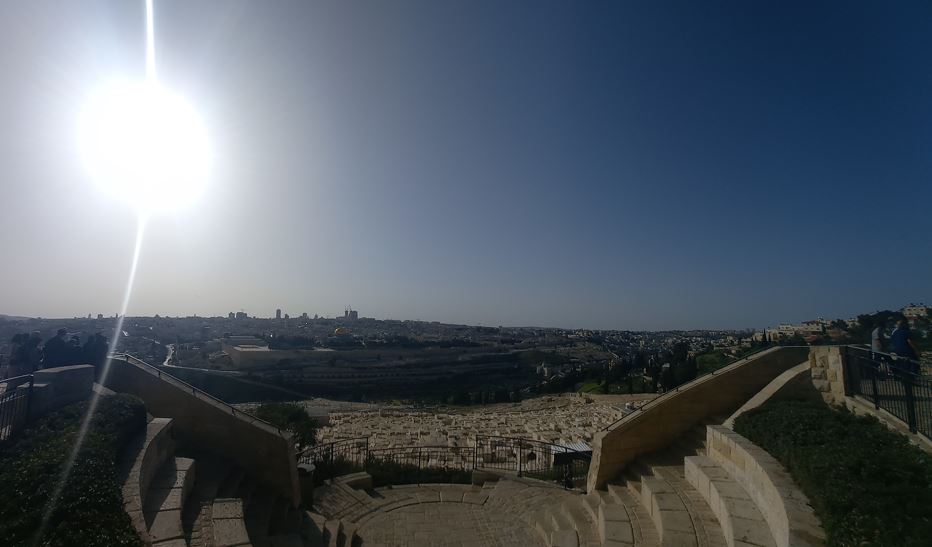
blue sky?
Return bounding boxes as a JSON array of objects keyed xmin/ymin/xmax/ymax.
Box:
[{"xmin": 0, "ymin": 1, "xmax": 929, "ymax": 329}]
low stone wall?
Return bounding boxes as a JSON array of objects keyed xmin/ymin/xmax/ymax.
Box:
[
  {"xmin": 102, "ymin": 357, "xmax": 300, "ymax": 505},
  {"xmin": 808, "ymin": 347, "xmax": 845, "ymax": 405},
  {"xmin": 706, "ymin": 426, "xmax": 824, "ymax": 547},
  {"xmin": 587, "ymin": 346, "xmax": 809, "ymax": 491},
  {"xmin": 723, "ymin": 362, "xmax": 821, "ymax": 428},
  {"xmin": 22, "ymin": 364, "xmax": 94, "ymax": 419}
]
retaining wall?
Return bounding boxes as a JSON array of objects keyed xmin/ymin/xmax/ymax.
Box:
[
  {"xmin": 587, "ymin": 346, "xmax": 809, "ymax": 491},
  {"xmin": 101, "ymin": 357, "xmax": 300, "ymax": 505}
]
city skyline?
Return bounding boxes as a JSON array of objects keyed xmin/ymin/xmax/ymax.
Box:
[{"xmin": 1, "ymin": 1, "xmax": 931, "ymax": 330}]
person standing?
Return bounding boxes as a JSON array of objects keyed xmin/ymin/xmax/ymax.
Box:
[
  {"xmin": 871, "ymin": 319, "xmax": 886, "ymax": 353},
  {"xmin": 890, "ymin": 319, "xmax": 920, "ymax": 373}
]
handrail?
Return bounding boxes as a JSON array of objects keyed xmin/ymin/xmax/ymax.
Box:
[
  {"xmin": 473, "ymin": 434, "xmax": 584, "ymax": 453},
  {"xmin": 110, "ymin": 353, "xmax": 288, "ymax": 438},
  {"xmin": 600, "ymin": 344, "xmax": 781, "ymax": 432}
]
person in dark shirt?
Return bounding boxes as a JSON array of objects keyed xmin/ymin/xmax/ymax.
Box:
[
  {"xmin": 42, "ymin": 328, "xmax": 69, "ymax": 368},
  {"xmin": 890, "ymin": 319, "xmax": 920, "ymax": 374}
]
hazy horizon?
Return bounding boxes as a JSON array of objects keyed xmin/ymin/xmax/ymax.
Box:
[{"xmin": 2, "ymin": 1, "xmax": 930, "ymax": 331}]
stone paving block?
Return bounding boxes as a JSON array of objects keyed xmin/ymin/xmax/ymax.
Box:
[
  {"xmin": 551, "ymin": 528, "xmax": 580, "ymax": 547},
  {"xmin": 440, "ymin": 488, "xmax": 466, "ymax": 503},
  {"xmin": 415, "ymin": 490, "xmax": 441, "ymax": 503},
  {"xmin": 212, "ymin": 517, "xmax": 250, "ymax": 546},
  {"xmin": 212, "ymin": 498, "xmax": 244, "ymax": 519},
  {"xmin": 148, "ymin": 509, "xmax": 184, "ymax": 543},
  {"xmin": 660, "ymin": 508, "xmax": 696, "ymax": 534}
]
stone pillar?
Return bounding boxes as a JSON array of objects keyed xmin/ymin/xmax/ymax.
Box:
[{"xmin": 808, "ymin": 347, "xmax": 846, "ymax": 405}]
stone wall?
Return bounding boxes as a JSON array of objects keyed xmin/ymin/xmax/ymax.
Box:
[
  {"xmin": 706, "ymin": 425, "xmax": 825, "ymax": 547},
  {"xmin": 587, "ymin": 346, "xmax": 809, "ymax": 492},
  {"xmin": 21, "ymin": 364, "xmax": 94, "ymax": 419},
  {"xmin": 807, "ymin": 347, "xmax": 846, "ymax": 405},
  {"xmin": 723, "ymin": 362, "xmax": 822, "ymax": 428},
  {"xmin": 102, "ymin": 357, "xmax": 300, "ymax": 505}
]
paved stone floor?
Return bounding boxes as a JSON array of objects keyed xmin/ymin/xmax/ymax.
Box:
[{"xmin": 356, "ymin": 501, "xmax": 544, "ymax": 547}]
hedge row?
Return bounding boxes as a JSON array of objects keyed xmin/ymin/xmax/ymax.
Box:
[
  {"xmin": 0, "ymin": 394, "xmax": 147, "ymax": 547},
  {"xmin": 734, "ymin": 399, "xmax": 932, "ymax": 547}
]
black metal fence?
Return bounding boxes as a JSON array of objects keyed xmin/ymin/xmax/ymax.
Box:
[
  {"xmin": 298, "ymin": 437, "xmax": 370, "ymax": 481},
  {"xmin": 843, "ymin": 346, "xmax": 931, "ymax": 439},
  {"xmin": 0, "ymin": 374, "xmax": 34, "ymax": 444},
  {"xmin": 474, "ymin": 435, "xmax": 591, "ymax": 486},
  {"xmin": 298, "ymin": 435, "xmax": 591, "ymax": 489}
]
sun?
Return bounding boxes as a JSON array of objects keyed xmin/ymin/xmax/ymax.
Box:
[{"xmin": 78, "ymin": 80, "xmax": 211, "ymax": 214}]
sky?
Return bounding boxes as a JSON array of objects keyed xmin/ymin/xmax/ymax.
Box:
[{"xmin": 0, "ymin": 1, "xmax": 930, "ymax": 330}]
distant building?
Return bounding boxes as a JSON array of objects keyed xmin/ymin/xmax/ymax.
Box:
[
  {"xmin": 284, "ymin": 313, "xmax": 290, "ymax": 320},
  {"xmin": 228, "ymin": 312, "xmax": 235, "ymax": 319},
  {"xmin": 276, "ymin": 308, "xmax": 282, "ymax": 320},
  {"xmin": 344, "ymin": 307, "xmax": 359, "ymax": 321},
  {"xmin": 302, "ymin": 312, "xmax": 309, "ymax": 320},
  {"xmin": 235, "ymin": 311, "xmax": 248, "ymax": 320},
  {"xmin": 97, "ymin": 313, "xmax": 104, "ymax": 320},
  {"xmin": 902, "ymin": 304, "xmax": 929, "ymax": 319}
]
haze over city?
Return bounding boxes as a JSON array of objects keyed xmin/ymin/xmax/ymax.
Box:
[{"xmin": 1, "ymin": 1, "xmax": 930, "ymax": 329}]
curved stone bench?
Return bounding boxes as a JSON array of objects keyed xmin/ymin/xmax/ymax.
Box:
[
  {"xmin": 705, "ymin": 426, "xmax": 824, "ymax": 547},
  {"xmin": 120, "ymin": 417, "xmax": 177, "ymax": 545}
]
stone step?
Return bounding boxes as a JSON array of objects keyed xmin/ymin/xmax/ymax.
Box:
[
  {"xmin": 684, "ymin": 455, "xmax": 776, "ymax": 547},
  {"xmin": 606, "ymin": 483, "xmax": 661, "ymax": 547},
  {"xmin": 323, "ymin": 519, "xmax": 343, "ymax": 547},
  {"xmin": 267, "ymin": 533, "xmax": 304, "ymax": 547},
  {"xmin": 305, "ymin": 510, "xmax": 327, "ymax": 547},
  {"xmin": 191, "ymin": 455, "xmax": 234, "ymax": 500},
  {"xmin": 145, "ymin": 457, "xmax": 196, "ymax": 545},
  {"xmin": 598, "ymin": 502, "xmax": 634, "ymax": 546},
  {"xmin": 245, "ymin": 489, "xmax": 278, "ymax": 544},
  {"xmin": 236, "ymin": 477, "xmax": 258, "ymax": 506},
  {"xmin": 551, "ymin": 528, "xmax": 580, "ymax": 547},
  {"xmin": 218, "ymin": 467, "xmax": 246, "ymax": 498},
  {"xmin": 639, "ymin": 476, "xmax": 697, "ymax": 547},
  {"xmin": 118, "ymin": 417, "xmax": 177, "ymax": 545},
  {"xmin": 212, "ymin": 497, "xmax": 251, "ymax": 547}
]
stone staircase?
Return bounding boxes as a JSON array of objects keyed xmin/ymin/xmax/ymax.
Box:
[
  {"xmin": 594, "ymin": 419, "xmax": 782, "ymax": 547},
  {"xmin": 119, "ymin": 416, "xmax": 304, "ymax": 547}
]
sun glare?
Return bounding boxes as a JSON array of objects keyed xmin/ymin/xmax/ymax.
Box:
[{"xmin": 78, "ymin": 80, "xmax": 210, "ymax": 214}]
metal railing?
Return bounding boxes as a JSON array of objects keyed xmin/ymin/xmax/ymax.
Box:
[
  {"xmin": 0, "ymin": 374, "xmax": 34, "ymax": 443},
  {"xmin": 474, "ymin": 435, "xmax": 591, "ymax": 486},
  {"xmin": 298, "ymin": 435, "xmax": 591, "ymax": 489},
  {"xmin": 298, "ymin": 437, "xmax": 369, "ymax": 470},
  {"xmin": 110, "ymin": 353, "xmax": 289, "ymax": 438},
  {"xmin": 368, "ymin": 445, "xmax": 474, "ymax": 470},
  {"xmin": 600, "ymin": 345, "xmax": 777, "ymax": 431},
  {"xmin": 843, "ymin": 346, "xmax": 931, "ymax": 438}
]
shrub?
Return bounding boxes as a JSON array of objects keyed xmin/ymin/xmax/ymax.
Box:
[
  {"xmin": 0, "ymin": 394, "xmax": 146, "ymax": 547},
  {"xmin": 734, "ymin": 399, "xmax": 932, "ymax": 547},
  {"xmin": 255, "ymin": 402, "xmax": 318, "ymax": 449}
]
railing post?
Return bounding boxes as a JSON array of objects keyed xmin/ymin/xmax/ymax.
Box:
[
  {"xmin": 518, "ymin": 442, "xmax": 523, "ymax": 477},
  {"xmin": 24, "ymin": 375, "xmax": 34, "ymax": 422},
  {"xmin": 870, "ymin": 361, "xmax": 880, "ymax": 410},
  {"xmin": 417, "ymin": 447, "xmax": 423, "ymax": 485},
  {"xmin": 903, "ymin": 374, "xmax": 918, "ymax": 434},
  {"xmin": 473, "ymin": 436, "xmax": 478, "ymax": 470}
]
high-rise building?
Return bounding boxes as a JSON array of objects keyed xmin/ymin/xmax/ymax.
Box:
[
  {"xmin": 276, "ymin": 308, "xmax": 282, "ymax": 320},
  {"xmin": 228, "ymin": 312, "xmax": 235, "ymax": 319}
]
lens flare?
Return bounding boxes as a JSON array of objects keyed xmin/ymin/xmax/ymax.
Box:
[{"xmin": 79, "ymin": 80, "xmax": 210, "ymax": 214}]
